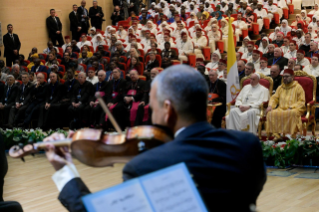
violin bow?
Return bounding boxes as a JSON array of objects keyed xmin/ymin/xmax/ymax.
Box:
[{"xmin": 95, "ymin": 92, "xmax": 122, "ymax": 133}]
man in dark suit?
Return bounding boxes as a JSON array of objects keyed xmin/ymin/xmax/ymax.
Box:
[
  {"xmin": 46, "ymin": 9, "xmax": 65, "ymax": 47},
  {"xmin": 38, "ymin": 72, "xmax": 63, "ymax": 130},
  {"xmin": 0, "ymin": 75, "xmax": 18, "ymax": 126},
  {"xmin": 270, "ymin": 64, "xmax": 282, "ymax": 94},
  {"xmin": 68, "ymin": 72, "xmax": 94, "ymax": 129},
  {"xmin": 207, "ymin": 70, "xmax": 226, "ymax": 128},
  {"xmin": 77, "ymin": 1, "xmax": 90, "ymax": 35},
  {"xmin": 145, "ymin": 52, "xmax": 159, "ymax": 72},
  {"xmin": 7, "ymin": 72, "xmax": 33, "ymax": 128},
  {"xmin": 18, "ymin": 73, "xmax": 48, "ymax": 128},
  {"xmin": 89, "ymin": 1, "xmax": 104, "ymax": 30},
  {"xmin": 30, "ymin": 59, "xmax": 48, "ymax": 76},
  {"xmin": 111, "ymin": 6, "xmax": 124, "ymax": 25},
  {"xmin": 69, "ymin": 4, "xmax": 81, "ymax": 42},
  {"xmin": 267, "ymin": 47, "xmax": 288, "ymax": 71},
  {"xmin": 3, "ymin": 24, "xmax": 21, "ymax": 67},
  {"xmin": 44, "ymin": 65, "xmax": 266, "ymax": 212}
]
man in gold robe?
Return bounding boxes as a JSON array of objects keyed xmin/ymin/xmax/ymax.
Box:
[{"xmin": 266, "ymin": 69, "xmax": 306, "ymax": 138}]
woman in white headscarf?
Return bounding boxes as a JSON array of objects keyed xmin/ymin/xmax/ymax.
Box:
[
  {"xmin": 93, "ymin": 34, "xmax": 107, "ymax": 51},
  {"xmin": 291, "ymin": 14, "xmax": 305, "ymax": 27},
  {"xmin": 280, "ymin": 20, "xmax": 291, "ymax": 36},
  {"xmin": 309, "ymin": 4, "xmax": 319, "ymax": 16},
  {"xmin": 238, "ymin": 36, "xmax": 253, "ymax": 53},
  {"xmin": 269, "ymin": 27, "xmax": 280, "ymax": 41},
  {"xmin": 205, "ymin": 49, "xmax": 221, "ymax": 73},
  {"xmin": 220, "ymin": 19, "xmax": 228, "ymax": 37},
  {"xmin": 204, "ymin": 18, "xmax": 217, "ymax": 33},
  {"xmin": 126, "ymin": 27, "xmax": 136, "ymax": 43},
  {"xmin": 187, "ymin": 12, "xmax": 198, "ymax": 26},
  {"xmin": 308, "ymin": 25, "xmax": 317, "ymax": 39},
  {"xmin": 208, "ymin": 24, "xmax": 221, "ymax": 51},
  {"xmin": 104, "ymin": 26, "xmax": 113, "ymax": 39},
  {"xmin": 258, "ymin": 37, "xmax": 269, "ymax": 54},
  {"xmin": 301, "ymin": 10, "xmax": 311, "ymax": 25}
]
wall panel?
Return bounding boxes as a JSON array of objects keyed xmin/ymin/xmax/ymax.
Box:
[{"xmin": 0, "ymin": 0, "xmax": 113, "ymax": 63}]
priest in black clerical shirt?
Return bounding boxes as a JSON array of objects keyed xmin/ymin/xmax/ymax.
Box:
[{"xmin": 207, "ymin": 70, "xmax": 226, "ymax": 128}]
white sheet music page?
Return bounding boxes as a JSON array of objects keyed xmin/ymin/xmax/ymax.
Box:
[
  {"xmin": 86, "ymin": 179, "xmax": 153, "ymax": 212},
  {"xmin": 140, "ymin": 166, "xmax": 206, "ymax": 212}
]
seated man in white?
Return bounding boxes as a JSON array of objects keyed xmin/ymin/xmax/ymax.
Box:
[
  {"xmin": 205, "ymin": 49, "xmax": 221, "ymax": 73},
  {"xmin": 256, "ymin": 57, "xmax": 270, "ymax": 75},
  {"xmin": 176, "ymin": 31, "xmax": 194, "ymax": 62},
  {"xmin": 296, "ymin": 49, "xmax": 310, "ymax": 67},
  {"xmin": 264, "ymin": 0, "xmax": 279, "ymax": 21},
  {"xmin": 241, "ymin": 41, "xmax": 255, "ymax": 61},
  {"xmin": 77, "ymin": 34, "xmax": 92, "ymax": 50},
  {"xmin": 284, "ymin": 40, "xmax": 297, "ymax": 59},
  {"xmin": 253, "ymin": 2, "xmax": 266, "ymax": 31},
  {"xmin": 191, "ymin": 28, "xmax": 207, "ymax": 59},
  {"xmin": 248, "ymin": 50, "xmax": 261, "ymax": 70},
  {"xmin": 226, "ymin": 73, "xmax": 269, "ymax": 134},
  {"xmin": 232, "ymin": 13, "xmax": 248, "ymax": 41},
  {"xmin": 304, "ymin": 53, "xmax": 319, "ymax": 77}
]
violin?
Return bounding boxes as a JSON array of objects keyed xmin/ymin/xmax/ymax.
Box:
[{"xmin": 9, "ymin": 92, "xmax": 174, "ymax": 167}]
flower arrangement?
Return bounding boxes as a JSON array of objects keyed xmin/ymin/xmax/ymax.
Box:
[
  {"xmin": 262, "ymin": 136, "xmax": 319, "ymax": 168},
  {"xmin": 0, "ymin": 128, "xmax": 68, "ymax": 149}
]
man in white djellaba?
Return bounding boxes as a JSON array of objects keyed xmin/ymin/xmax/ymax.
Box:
[{"xmin": 226, "ymin": 73, "xmax": 269, "ymax": 134}]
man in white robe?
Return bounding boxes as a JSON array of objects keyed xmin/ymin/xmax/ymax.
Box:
[
  {"xmin": 158, "ymin": 33, "xmax": 176, "ymax": 50},
  {"xmin": 296, "ymin": 49, "xmax": 310, "ymax": 67},
  {"xmin": 280, "ymin": 37, "xmax": 290, "ymax": 55},
  {"xmin": 248, "ymin": 50, "xmax": 261, "ymax": 71},
  {"xmin": 264, "ymin": 0, "xmax": 278, "ymax": 21},
  {"xmin": 232, "ymin": 13, "xmax": 247, "ymax": 39},
  {"xmin": 116, "ymin": 25, "xmax": 128, "ymax": 40},
  {"xmin": 284, "ymin": 40, "xmax": 297, "ymax": 59},
  {"xmin": 76, "ymin": 34, "xmax": 92, "ymax": 50},
  {"xmin": 304, "ymin": 54, "xmax": 319, "ymax": 77},
  {"xmin": 191, "ymin": 28, "xmax": 207, "ymax": 59},
  {"xmin": 205, "ymin": 49, "xmax": 221, "ymax": 73},
  {"xmin": 226, "ymin": 73, "xmax": 269, "ymax": 134},
  {"xmin": 241, "ymin": 41, "xmax": 255, "ymax": 61},
  {"xmin": 253, "ymin": 2, "xmax": 266, "ymax": 31},
  {"xmin": 176, "ymin": 32, "xmax": 194, "ymax": 62},
  {"xmin": 217, "ymin": 59, "xmax": 227, "ymax": 79},
  {"xmin": 256, "ymin": 57, "xmax": 270, "ymax": 75}
]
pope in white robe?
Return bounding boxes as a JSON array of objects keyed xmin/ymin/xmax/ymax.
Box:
[{"xmin": 226, "ymin": 73, "xmax": 269, "ymax": 134}]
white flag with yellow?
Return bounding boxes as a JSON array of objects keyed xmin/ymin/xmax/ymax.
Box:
[{"xmin": 226, "ymin": 17, "xmax": 240, "ymax": 104}]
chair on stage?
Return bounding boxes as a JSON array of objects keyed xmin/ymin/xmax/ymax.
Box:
[{"xmin": 221, "ymin": 73, "xmax": 273, "ymax": 138}]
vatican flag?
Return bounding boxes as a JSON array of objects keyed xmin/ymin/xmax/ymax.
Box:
[{"xmin": 226, "ymin": 17, "xmax": 240, "ymax": 104}]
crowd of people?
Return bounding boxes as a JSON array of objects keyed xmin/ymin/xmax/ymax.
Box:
[{"xmin": 1, "ymin": 0, "xmax": 317, "ymax": 136}]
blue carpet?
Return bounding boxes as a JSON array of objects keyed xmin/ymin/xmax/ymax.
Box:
[
  {"xmin": 267, "ymin": 171, "xmax": 297, "ymax": 177},
  {"xmin": 294, "ymin": 173, "xmax": 319, "ymax": 179}
]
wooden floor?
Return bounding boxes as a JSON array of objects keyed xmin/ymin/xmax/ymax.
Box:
[{"xmin": 4, "ymin": 155, "xmax": 319, "ymax": 212}]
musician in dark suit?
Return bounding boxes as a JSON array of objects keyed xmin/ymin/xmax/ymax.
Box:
[
  {"xmin": 68, "ymin": 72, "xmax": 94, "ymax": 129},
  {"xmin": 77, "ymin": 1, "xmax": 90, "ymax": 35},
  {"xmin": 18, "ymin": 73, "xmax": 48, "ymax": 128},
  {"xmin": 207, "ymin": 70, "xmax": 226, "ymax": 128},
  {"xmin": 43, "ymin": 65, "xmax": 266, "ymax": 212},
  {"xmin": 3, "ymin": 24, "xmax": 21, "ymax": 67},
  {"xmin": 38, "ymin": 72, "xmax": 63, "ymax": 130},
  {"xmin": 0, "ymin": 75, "xmax": 18, "ymax": 126},
  {"xmin": 7, "ymin": 73, "xmax": 33, "ymax": 128},
  {"xmin": 89, "ymin": 1, "xmax": 104, "ymax": 30},
  {"xmin": 46, "ymin": 9, "xmax": 65, "ymax": 47},
  {"xmin": 69, "ymin": 4, "xmax": 81, "ymax": 42}
]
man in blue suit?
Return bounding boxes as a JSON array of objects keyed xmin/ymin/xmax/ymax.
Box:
[
  {"xmin": 44, "ymin": 65, "xmax": 267, "ymax": 212},
  {"xmin": 30, "ymin": 58, "xmax": 48, "ymax": 78}
]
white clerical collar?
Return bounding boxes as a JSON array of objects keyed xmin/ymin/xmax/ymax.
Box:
[{"xmin": 174, "ymin": 127, "xmax": 186, "ymax": 138}]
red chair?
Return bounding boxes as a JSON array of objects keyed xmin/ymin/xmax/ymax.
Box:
[
  {"xmin": 121, "ymin": 70, "xmax": 126, "ymax": 79},
  {"xmin": 137, "ymin": 62, "xmax": 144, "ymax": 75},
  {"xmin": 216, "ymin": 40, "xmax": 224, "ymax": 53},
  {"xmin": 102, "ymin": 57, "xmax": 110, "ymax": 64},
  {"xmin": 24, "ymin": 60, "xmax": 30, "ymax": 65},
  {"xmin": 282, "ymin": 8, "xmax": 289, "ymax": 19},
  {"xmin": 171, "ymin": 47, "xmax": 179, "ymax": 55},
  {"xmin": 57, "ymin": 53, "xmax": 63, "ymax": 59},
  {"xmin": 60, "ymin": 79, "xmax": 65, "ymax": 84},
  {"xmin": 57, "ymin": 59, "xmax": 62, "ymax": 64},
  {"xmin": 118, "ymin": 20, "xmax": 129, "ymax": 26},
  {"xmin": 263, "ymin": 18, "xmax": 270, "ymax": 30},
  {"xmin": 252, "ymin": 23, "xmax": 259, "ymax": 35},
  {"xmin": 202, "ymin": 47, "xmax": 211, "ymax": 61},
  {"xmin": 288, "ymin": 4, "xmax": 294, "ymax": 14},
  {"xmin": 138, "ymin": 49, "xmax": 145, "ymax": 58},
  {"xmin": 40, "ymin": 59, "xmax": 46, "ymax": 65},
  {"xmin": 58, "ymin": 65, "xmax": 65, "ymax": 73},
  {"xmin": 16, "ymin": 80, "xmax": 22, "ymax": 85},
  {"xmin": 138, "ymin": 75, "xmax": 146, "ymax": 81},
  {"xmin": 172, "ymin": 60, "xmax": 180, "ymax": 65},
  {"xmin": 189, "ymin": 21, "xmax": 195, "ymax": 28},
  {"xmin": 241, "ymin": 29, "xmax": 248, "ymax": 39},
  {"xmin": 81, "ymin": 46, "xmax": 94, "ymax": 52},
  {"xmin": 95, "ymin": 45, "xmax": 109, "ymax": 52},
  {"xmin": 22, "ymin": 66, "xmax": 28, "ymax": 72},
  {"xmin": 74, "ymin": 52, "xmax": 79, "ymax": 58},
  {"xmin": 231, "ymin": 14, "xmax": 238, "ymax": 20},
  {"xmin": 39, "ymin": 53, "xmax": 47, "ymax": 60},
  {"xmin": 79, "ymin": 64, "xmax": 87, "ymax": 71},
  {"xmin": 273, "ymin": 13, "xmax": 280, "ymax": 25},
  {"xmin": 187, "ymin": 53, "xmax": 196, "ymax": 67},
  {"xmin": 58, "ymin": 47, "xmax": 63, "ymax": 54},
  {"xmin": 120, "ymin": 56, "xmax": 127, "ymax": 63},
  {"xmin": 119, "ymin": 62, "xmax": 127, "ymax": 71}
]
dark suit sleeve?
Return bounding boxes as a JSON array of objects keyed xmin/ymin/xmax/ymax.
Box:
[
  {"xmin": 58, "ymin": 178, "xmax": 91, "ymax": 212},
  {"xmin": 3, "ymin": 35, "xmax": 13, "ymax": 54},
  {"xmin": 79, "ymin": 83, "xmax": 93, "ymax": 103},
  {"xmin": 7, "ymin": 86, "xmax": 18, "ymax": 106},
  {"xmin": 212, "ymin": 80, "xmax": 226, "ymax": 103},
  {"xmin": 15, "ymin": 35, "xmax": 21, "ymax": 51},
  {"xmin": 122, "ymin": 163, "xmax": 139, "ymax": 181},
  {"xmin": 131, "ymin": 81, "xmax": 146, "ymax": 102}
]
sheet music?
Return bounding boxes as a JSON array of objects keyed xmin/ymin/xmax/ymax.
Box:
[
  {"xmin": 140, "ymin": 166, "xmax": 207, "ymax": 212},
  {"xmin": 84, "ymin": 179, "xmax": 153, "ymax": 212}
]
